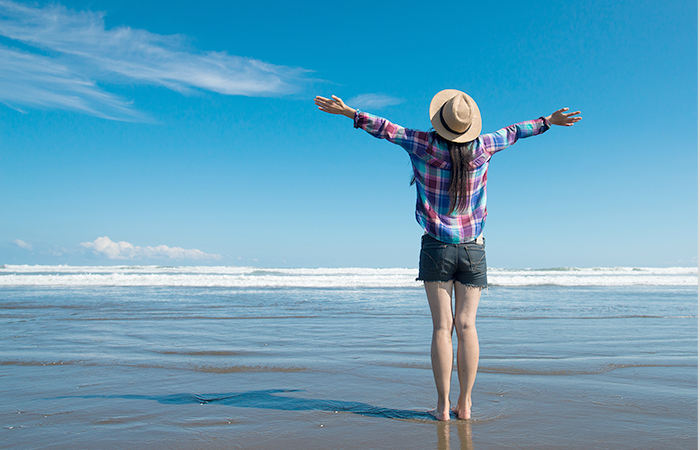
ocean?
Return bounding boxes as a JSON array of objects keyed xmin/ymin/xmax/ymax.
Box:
[{"xmin": 1, "ymin": 265, "xmax": 697, "ymax": 449}]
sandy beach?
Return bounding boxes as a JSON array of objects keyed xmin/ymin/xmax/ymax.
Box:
[{"xmin": 0, "ymin": 266, "xmax": 696, "ymax": 449}]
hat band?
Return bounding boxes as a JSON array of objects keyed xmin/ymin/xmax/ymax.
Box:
[{"xmin": 439, "ymin": 105, "xmax": 471, "ymax": 136}]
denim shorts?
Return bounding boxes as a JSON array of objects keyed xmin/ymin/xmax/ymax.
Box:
[{"xmin": 417, "ymin": 234, "xmax": 488, "ymax": 288}]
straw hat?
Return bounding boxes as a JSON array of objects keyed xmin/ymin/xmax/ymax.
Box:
[{"xmin": 429, "ymin": 89, "xmax": 482, "ymax": 143}]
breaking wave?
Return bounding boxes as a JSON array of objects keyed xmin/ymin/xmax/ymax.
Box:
[{"xmin": 0, "ymin": 265, "xmax": 696, "ymax": 287}]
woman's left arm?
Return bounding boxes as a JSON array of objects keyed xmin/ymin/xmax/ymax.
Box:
[
  {"xmin": 315, "ymin": 95, "xmax": 356, "ymax": 119},
  {"xmin": 315, "ymin": 94, "xmax": 433, "ymax": 156}
]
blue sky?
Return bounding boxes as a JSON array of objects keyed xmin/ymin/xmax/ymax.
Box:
[{"xmin": 0, "ymin": 0, "xmax": 697, "ymax": 268}]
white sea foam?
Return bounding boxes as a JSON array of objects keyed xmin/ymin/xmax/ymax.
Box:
[{"xmin": 0, "ymin": 265, "xmax": 696, "ymax": 287}]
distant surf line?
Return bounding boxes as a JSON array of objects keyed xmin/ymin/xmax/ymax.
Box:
[{"xmin": 0, "ymin": 265, "xmax": 696, "ymax": 287}]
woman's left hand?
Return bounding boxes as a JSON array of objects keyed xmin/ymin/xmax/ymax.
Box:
[{"xmin": 314, "ymin": 95, "xmax": 356, "ymax": 119}]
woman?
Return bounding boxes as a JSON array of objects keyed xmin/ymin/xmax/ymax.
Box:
[{"xmin": 314, "ymin": 90, "xmax": 581, "ymax": 421}]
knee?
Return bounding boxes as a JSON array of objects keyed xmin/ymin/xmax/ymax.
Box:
[
  {"xmin": 454, "ymin": 318, "xmax": 476, "ymax": 336},
  {"xmin": 432, "ymin": 325, "xmax": 453, "ymax": 340}
]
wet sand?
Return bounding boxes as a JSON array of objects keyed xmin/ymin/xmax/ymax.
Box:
[
  {"xmin": 1, "ymin": 284, "xmax": 697, "ymax": 449},
  {"xmin": 2, "ymin": 362, "xmax": 696, "ymax": 449}
]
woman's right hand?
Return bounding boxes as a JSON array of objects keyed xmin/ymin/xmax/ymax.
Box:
[
  {"xmin": 546, "ymin": 107, "xmax": 582, "ymax": 126},
  {"xmin": 314, "ymin": 95, "xmax": 356, "ymax": 119}
]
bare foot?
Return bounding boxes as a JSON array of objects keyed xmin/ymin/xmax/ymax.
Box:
[
  {"xmin": 428, "ymin": 407, "xmax": 450, "ymax": 421},
  {"xmin": 451, "ymin": 405, "xmax": 471, "ymax": 420}
]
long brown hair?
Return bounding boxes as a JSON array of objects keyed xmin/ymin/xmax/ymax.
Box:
[
  {"xmin": 411, "ymin": 133, "xmax": 475, "ymax": 214},
  {"xmin": 442, "ymin": 135, "xmax": 475, "ymax": 214}
]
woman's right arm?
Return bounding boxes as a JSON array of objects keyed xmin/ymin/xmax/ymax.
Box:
[
  {"xmin": 545, "ymin": 107, "xmax": 582, "ymax": 127},
  {"xmin": 481, "ymin": 108, "xmax": 582, "ymax": 157}
]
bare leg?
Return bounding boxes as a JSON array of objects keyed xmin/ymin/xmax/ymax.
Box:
[
  {"xmin": 451, "ymin": 282, "xmax": 481, "ymax": 419},
  {"xmin": 425, "ymin": 280, "xmax": 454, "ymax": 421}
]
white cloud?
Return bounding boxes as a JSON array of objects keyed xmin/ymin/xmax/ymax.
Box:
[
  {"xmin": 80, "ymin": 236, "xmax": 222, "ymax": 261},
  {"xmin": 346, "ymin": 93, "xmax": 402, "ymax": 110},
  {"xmin": 13, "ymin": 239, "xmax": 32, "ymax": 250},
  {"xmin": 0, "ymin": 46, "xmax": 149, "ymax": 121},
  {"xmin": 0, "ymin": 0, "xmax": 310, "ymax": 120}
]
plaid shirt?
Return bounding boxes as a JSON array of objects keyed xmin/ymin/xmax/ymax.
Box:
[{"xmin": 354, "ymin": 111, "xmax": 550, "ymax": 244}]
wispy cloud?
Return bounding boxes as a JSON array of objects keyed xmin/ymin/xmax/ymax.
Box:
[
  {"xmin": 0, "ymin": 46, "xmax": 148, "ymax": 121},
  {"xmin": 12, "ymin": 239, "xmax": 32, "ymax": 250},
  {"xmin": 9, "ymin": 239, "xmax": 67, "ymax": 256},
  {"xmin": 0, "ymin": 0, "xmax": 310, "ymax": 120},
  {"xmin": 346, "ymin": 93, "xmax": 402, "ymax": 110},
  {"xmin": 80, "ymin": 236, "xmax": 222, "ymax": 261}
]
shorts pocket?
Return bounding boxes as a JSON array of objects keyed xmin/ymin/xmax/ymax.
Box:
[
  {"xmin": 419, "ymin": 243, "xmax": 448, "ymax": 273},
  {"xmin": 465, "ymin": 246, "xmax": 486, "ymax": 274}
]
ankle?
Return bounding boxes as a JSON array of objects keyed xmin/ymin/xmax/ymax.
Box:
[
  {"xmin": 437, "ymin": 398, "xmax": 450, "ymax": 412},
  {"xmin": 458, "ymin": 396, "xmax": 472, "ymax": 409}
]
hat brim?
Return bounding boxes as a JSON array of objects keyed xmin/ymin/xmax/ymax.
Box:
[{"xmin": 429, "ymin": 89, "xmax": 482, "ymax": 143}]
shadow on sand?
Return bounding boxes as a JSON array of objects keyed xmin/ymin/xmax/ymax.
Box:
[
  {"xmin": 61, "ymin": 389, "xmax": 438, "ymax": 422},
  {"xmin": 59, "ymin": 389, "xmax": 476, "ymax": 448}
]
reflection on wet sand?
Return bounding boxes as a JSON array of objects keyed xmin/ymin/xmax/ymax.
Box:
[{"xmin": 436, "ymin": 420, "xmax": 474, "ymax": 450}]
